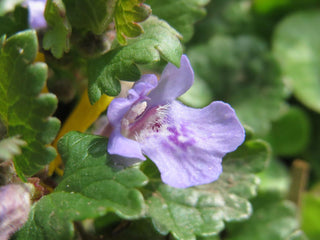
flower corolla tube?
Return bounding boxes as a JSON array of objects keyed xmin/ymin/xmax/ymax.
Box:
[{"xmin": 107, "ymin": 55, "xmax": 245, "ymax": 188}]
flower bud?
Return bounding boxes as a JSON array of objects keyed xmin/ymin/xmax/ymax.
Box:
[{"xmin": 0, "ymin": 184, "xmax": 32, "ymax": 240}]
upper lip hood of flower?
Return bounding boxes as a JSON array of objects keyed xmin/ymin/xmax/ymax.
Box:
[{"xmin": 106, "ymin": 55, "xmax": 245, "ymax": 188}]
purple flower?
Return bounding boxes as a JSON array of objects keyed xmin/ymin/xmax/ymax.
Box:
[
  {"xmin": 107, "ymin": 55, "xmax": 245, "ymax": 188},
  {"xmin": 0, "ymin": 184, "xmax": 31, "ymax": 239},
  {"xmin": 24, "ymin": 0, "xmax": 47, "ymax": 30}
]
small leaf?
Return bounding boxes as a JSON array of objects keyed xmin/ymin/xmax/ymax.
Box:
[
  {"xmin": 147, "ymin": 0, "xmax": 209, "ymax": 42},
  {"xmin": 0, "ymin": 5, "xmax": 28, "ymax": 37},
  {"xmin": 0, "ymin": 0, "xmax": 24, "ymax": 16},
  {"xmin": 0, "ymin": 136, "xmax": 26, "ymax": 162},
  {"xmin": 226, "ymin": 193, "xmax": 303, "ymax": 240},
  {"xmin": 114, "ymin": 0, "xmax": 151, "ymax": 45},
  {"xmin": 43, "ymin": 0, "xmax": 71, "ymax": 58},
  {"xmin": 257, "ymin": 158, "xmax": 290, "ymax": 197},
  {"xmin": 273, "ymin": 10, "xmax": 320, "ymax": 113},
  {"xmin": 267, "ymin": 106, "xmax": 311, "ymax": 156},
  {"xmin": 0, "ymin": 30, "xmax": 60, "ymax": 177},
  {"xmin": 301, "ymin": 191, "xmax": 320, "ymax": 240},
  {"xmin": 143, "ymin": 138, "xmax": 270, "ymax": 240},
  {"xmin": 88, "ymin": 16, "xmax": 182, "ymax": 104},
  {"xmin": 63, "ymin": 0, "xmax": 115, "ymax": 34}
]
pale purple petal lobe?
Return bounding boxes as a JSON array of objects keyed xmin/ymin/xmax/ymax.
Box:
[
  {"xmin": 140, "ymin": 101, "xmax": 245, "ymax": 188},
  {"xmin": 107, "ymin": 74, "xmax": 158, "ymax": 125},
  {"xmin": 108, "ymin": 130, "xmax": 145, "ymax": 160},
  {"xmin": 25, "ymin": 0, "xmax": 47, "ymax": 30},
  {"xmin": 148, "ymin": 55, "xmax": 194, "ymax": 106}
]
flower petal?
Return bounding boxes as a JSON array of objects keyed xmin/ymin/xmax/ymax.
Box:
[
  {"xmin": 148, "ymin": 55, "xmax": 194, "ymax": 106},
  {"xmin": 107, "ymin": 74, "xmax": 158, "ymax": 126},
  {"xmin": 25, "ymin": 0, "xmax": 47, "ymax": 30},
  {"xmin": 140, "ymin": 101, "xmax": 245, "ymax": 188},
  {"xmin": 108, "ymin": 128, "xmax": 145, "ymax": 160}
]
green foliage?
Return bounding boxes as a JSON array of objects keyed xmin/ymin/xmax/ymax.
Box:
[
  {"xmin": 273, "ymin": 10, "xmax": 320, "ymax": 113},
  {"xmin": 147, "ymin": 0, "xmax": 209, "ymax": 42},
  {"xmin": 191, "ymin": 0, "xmax": 254, "ymax": 43},
  {"xmin": 114, "ymin": 0, "xmax": 151, "ymax": 45},
  {"xmin": 15, "ymin": 132, "xmax": 148, "ymax": 239},
  {"xmin": 301, "ymin": 190, "xmax": 320, "ymax": 240},
  {"xmin": 267, "ymin": 107, "xmax": 310, "ymax": 156},
  {"xmin": 88, "ymin": 16, "xmax": 182, "ymax": 104},
  {"xmin": 142, "ymin": 138, "xmax": 270, "ymax": 240},
  {"xmin": 43, "ymin": 0, "xmax": 71, "ymax": 58},
  {"xmin": 0, "ymin": 5, "xmax": 28, "ymax": 37},
  {"xmin": 0, "ymin": 30, "xmax": 60, "ymax": 178},
  {"xmin": 62, "ymin": 0, "xmax": 115, "ymax": 34},
  {"xmin": 257, "ymin": 158, "xmax": 290, "ymax": 196},
  {"xmin": 0, "ymin": 0, "xmax": 24, "ymax": 16},
  {"xmin": 0, "ymin": 136, "xmax": 26, "ymax": 162},
  {"xmin": 179, "ymin": 75, "xmax": 213, "ymax": 108},
  {"xmin": 226, "ymin": 193, "xmax": 301, "ymax": 240},
  {"xmin": 188, "ymin": 35, "xmax": 285, "ymax": 135}
]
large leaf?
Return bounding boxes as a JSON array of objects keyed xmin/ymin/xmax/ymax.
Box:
[
  {"xmin": 147, "ymin": 0, "xmax": 209, "ymax": 42},
  {"xmin": 15, "ymin": 132, "xmax": 148, "ymax": 239},
  {"xmin": 188, "ymin": 35, "xmax": 285, "ymax": 135},
  {"xmin": 88, "ymin": 16, "xmax": 182, "ymax": 104},
  {"xmin": 143, "ymin": 138, "xmax": 270, "ymax": 240},
  {"xmin": 43, "ymin": 0, "xmax": 71, "ymax": 58},
  {"xmin": 273, "ymin": 10, "xmax": 320, "ymax": 113},
  {"xmin": 114, "ymin": 0, "xmax": 151, "ymax": 45},
  {"xmin": 62, "ymin": 0, "xmax": 115, "ymax": 34},
  {"xmin": 0, "ymin": 30, "xmax": 60, "ymax": 178}
]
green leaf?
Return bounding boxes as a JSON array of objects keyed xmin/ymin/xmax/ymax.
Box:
[
  {"xmin": 56, "ymin": 131, "xmax": 148, "ymax": 218},
  {"xmin": 179, "ymin": 74, "xmax": 213, "ymax": 108},
  {"xmin": 0, "ymin": 0, "xmax": 24, "ymax": 16},
  {"xmin": 88, "ymin": 16, "xmax": 182, "ymax": 104},
  {"xmin": 301, "ymin": 191, "xmax": 320, "ymax": 240},
  {"xmin": 114, "ymin": 0, "xmax": 151, "ymax": 45},
  {"xmin": 15, "ymin": 132, "xmax": 148, "ymax": 240},
  {"xmin": 288, "ymin": 231, "xmax": 309, "ymax": 240},
  {"xmin": 0, "ymin": 136, "xmax": 26, "ymax": 162},
  {"xmin": 143, "ymin": 138, "xmax": 270, "ymax": 240},
  {"xmin": 147, "ymin": 0, "xmax": 209, "ymax": 42},
  {"xmin": 257, "ymin": 158, "xmax": 290, "ymax": 197},
  {"xmin": 0, "ymin": 30, "xmax": 60, "ymax": 178},
  {"xmin": 62, "ymin": 0, "xmax": 115, "ymax": 34},
  {"xmin": 225, "ymin": 193, "xmax": 302, "ymax": 240},
  {"xmin": 188, "ymin": 35, "xmax": 285, "ymax": 135},
  {"xmin": 95, "ymin": 218, "xmax": 167, "ymax": 240},
  {"xmin": 43, "ymin": 0, "xmax": 71, "ymax": 58},
  {"xmin": 267, "ymin": 106, "xmax": 311, "ymax": 156},
  {"xmin": 0, "ymin": 5, "xmax": 28, "ymax": 37},
  {"xmin": 273, "ymin": 10, "xmax": 320, "ymax": 113},
  {"xmin": 191, "ymin": 0, "xmax": 254, "ymax": 43},
  {"xmin": 14, "ymin": 192, "xmax": 117, "ymax": 240}
]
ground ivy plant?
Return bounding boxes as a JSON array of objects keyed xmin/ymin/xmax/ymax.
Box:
[{"xmin": 0, "ymin": 0, "xmax": 319, "ymax": 240}]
